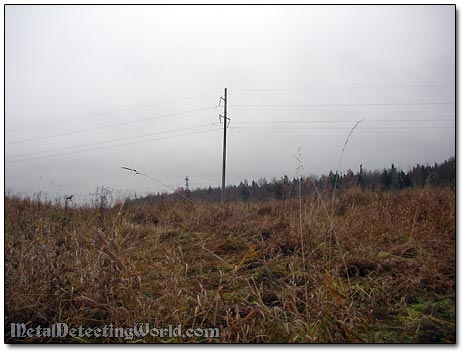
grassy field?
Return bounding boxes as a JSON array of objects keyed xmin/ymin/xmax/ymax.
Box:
[{"xmin": 5, "ymin": 187, "xmax": 455, "ymax": 343}]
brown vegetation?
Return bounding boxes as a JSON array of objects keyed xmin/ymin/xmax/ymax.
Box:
[{"xmin": 5, "ymin": 187, "xmax": 455, "ymax": 343}]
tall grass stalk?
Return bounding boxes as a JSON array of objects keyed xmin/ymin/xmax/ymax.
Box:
[
  {"xmin": 331, "ymin": 119, "xmax": 363, "ymax": 215},
  {"xmin": 327, "ymin": 119, "xmax": 363, "ymax": 291},
  {"xmin": 294, "ymin": 148, "xmax": 309, "ymax": 319}
]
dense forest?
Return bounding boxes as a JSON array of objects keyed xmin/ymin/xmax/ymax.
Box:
[{"xmin": 134, "ymin": 157, "xmax": 455, "ymax": 204}]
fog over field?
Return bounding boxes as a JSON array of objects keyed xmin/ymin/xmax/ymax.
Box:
[{"xmin": 5, "ymin": 5, "xmax": 455, "ymax": 200}]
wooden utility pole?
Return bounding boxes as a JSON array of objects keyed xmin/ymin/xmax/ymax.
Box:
[{"xmin": 219, "ymin": 88, "xmax": 229, "ymax": 203}]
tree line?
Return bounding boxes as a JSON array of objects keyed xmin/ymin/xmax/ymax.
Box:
[{"xmin": 134, "ymin": 156, "xmax": 455, "ymax": 204}]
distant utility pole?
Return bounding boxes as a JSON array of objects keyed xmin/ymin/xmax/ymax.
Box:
[
  {"xmin": 219, "ymin": 88, "xmax": 229, "ymax": 203},
  {"xmin": 184, "ymin": 175, "xmax": 190, "ymax": 199}
]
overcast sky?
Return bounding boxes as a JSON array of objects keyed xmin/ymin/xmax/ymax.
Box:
[{"xmin": 5, "ymin": 5, "xmax": 455, "ymax": 202}]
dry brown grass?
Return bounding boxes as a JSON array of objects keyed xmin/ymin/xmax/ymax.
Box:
[{"xmin": 5, "ymin": 187, "xmax": 455, "ymax": 343}]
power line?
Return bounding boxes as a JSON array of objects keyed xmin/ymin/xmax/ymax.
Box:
[
  {"xmin": 9, "ymin": 85, "xmax": 452, "ymax": 130},
  {"xmin": 7, "ymin": 106, "xmax": 218, "ymax": 145},
  {"xmin": 230, "ymin": 84, "xmax": 454, "ymax": 92},
  {"xmin": 8, "ymin": 91, "xmax": 222, "ymax": 131},
  {"xmin": 231, "ymin": 126, "xmax": 455, "ymax": 130},
  {"xmin": 6, "ymin": 123, "xmax": 218, "ymax": 159},
  {"xmin": 230, "ymin": 102, "xmax": 455, "ymax": 108},
  {"xmin": 6, "ymin": 128, "xmax": 221, "ymax": 164},
  {"xmin": 122, "ymin": 167, "xmax": 196, "ymax": 204},
  {"xmin": 233, "ymin": 118, "xmax": 455, "ymax": 124}
]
